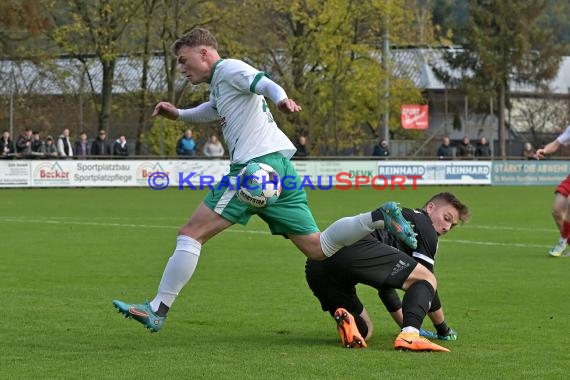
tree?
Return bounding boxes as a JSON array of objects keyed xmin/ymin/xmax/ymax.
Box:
[
  {"xmin": 242, "ymin": 0, "xmax": 424, "ymax": 155},
  {"xmin": 510, "ymin": 92, "xmax": 569, "ymax": 146},
  {"xmin": 137, "ymin": 0, "xmax": 241, "ymax": 155},
  {"xmin": 0, "ymin": 0, "xmax": 52, "ymax": 57},
  {"xmin": 433, "ymin": 0, "xmax": 564, "ymax": 157},
  {"xmin": 129, "ymin": 0, "xmax": 161, "ymax": 155},
  {"xmin": 46, "ymin": 0, "xmax": 137, "ymax": 134},
  {"xmin": 155, "ymin": 0, "xmax": 235, "ymax": 105}
]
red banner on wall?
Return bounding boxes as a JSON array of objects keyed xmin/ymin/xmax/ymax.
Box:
[{"xmin": 401, "ymin": 105, "xmax": 429, "ymax": 129}]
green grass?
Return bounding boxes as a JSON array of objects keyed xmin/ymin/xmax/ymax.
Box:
[{"xmin": 1, "ymin": 186, "xmax": 569, "ymax": 379}]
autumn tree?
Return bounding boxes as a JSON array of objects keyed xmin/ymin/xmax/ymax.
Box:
[
  {"xmin": 241, "ymin": 0, "xmax": 424, "ymax": 155},
  {"xmin": 139, "ymin": 0, "xmax": 245, "ymax": 154},
  {"xmin": 0, "ymin": 0, "xmax": 52, "ymax": 57}
]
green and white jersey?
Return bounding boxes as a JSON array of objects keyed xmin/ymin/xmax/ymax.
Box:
[{"xmin": 209, "ymin": 59, "xmax": 296, "ymax": 163}]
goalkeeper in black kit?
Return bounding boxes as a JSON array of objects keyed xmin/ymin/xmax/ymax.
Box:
[{"xmin": 305, "ymin": 192, "xmax": 470, "ymax": 352}]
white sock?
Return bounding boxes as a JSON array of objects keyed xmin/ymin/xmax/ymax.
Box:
[
  {"xmin": 150, "ymin": 235, "xmax": 201, "ymax": 311},
  {"xmin": 402, "ymin": 326, "xmax": 419, "ymax": 334},
  {"xmin": 320, "ymin": 213, "xmax": 381, "ymax": 257}
]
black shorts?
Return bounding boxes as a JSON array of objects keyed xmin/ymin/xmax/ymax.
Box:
[{"xmin": 305, "ymin": 234, "xmax": 418, "ymax": 314}]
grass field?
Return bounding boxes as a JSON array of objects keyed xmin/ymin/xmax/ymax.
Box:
[{"xmin": 2, "ymin": 185, "xmax": 569, "ymax": 379}]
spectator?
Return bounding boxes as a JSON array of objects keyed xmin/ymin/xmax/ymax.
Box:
[
  {"xmin": 202, "ymin": 135, "xmax": 224, "ymax": 157},
  {"xmin": 475, "ymin": 137, "xmax": 492, "ymax": 158},
  {"xmin": 31, "ymin": 131, "xmax": 44, "ymax": 154},
  {"xmin": 176, "ymin": 129, "xmax": 196, "ymax": 157},
  {"xmin": 293, "ymin": 135, "xmax": 309, "ymax": 157},
  {"xmin": 522, "ymin": 142, "xmax": 536, "ymax": 160},
  {"xmin": 16, "ymin": 128, "xmax": 33, "ymax": 155},
  {"xmin": 372, "ymin": 139, "xmax": 390, "ymax": 159},
  {"xmin": 456, "ymin": 136, "xmax": 475, "ymax": 159},
  {"xmin": 113, "ymin": 135, "xmax": 129, "ymax": 158},
  {"xmin": 91, "ymin": 129, "xmax": 112, "ymax": 156},
  {"xmin": 436, "ymin": 137, "xmax": 453, "ymax": 160},
  {"xmin": 42, "ymin": 136, "xmax": 58, "ymax": 158},
  {"xmin": 57, "ymin": 128, "xmax": 74, "ymax": 158},
  {"xmin": 74, "ymin": 132, "xmax": 90, "ymax": 159},
  {"xmin": 0, "ymin": 130, "xmax": 15, "ymax": 158}
]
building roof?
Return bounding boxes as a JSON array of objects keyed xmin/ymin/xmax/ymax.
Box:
[
  {"xmin": 391, "ymin": 47, "xmax": 570, "ymax": 96},
  {"xmin": 0, "ymin": 55, "xmax": 185, "ymax": 95},
  {"xmin": 1, "ymin": 49, "xmax": 569, "ymax": 96}
]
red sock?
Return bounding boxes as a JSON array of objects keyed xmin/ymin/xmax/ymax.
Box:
[{"xmin": 563, "ymin": 221, "xmax": 570, "ymax": 243}]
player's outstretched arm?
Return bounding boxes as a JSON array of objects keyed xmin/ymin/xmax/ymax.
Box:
[
  {"xmin": 254, "ymin": 75, "xmax": 302, "ymax": 114},
  {"xmin": 536, "ymin": 140, "xmax": 561, "ymax": 159},
  {"xmin": 152, "ymin": 102, "xmax": 179, "ymax": 120},
  {"xmin": 277, "ymin": 98, "xmax": 302, "ymax": 114}
]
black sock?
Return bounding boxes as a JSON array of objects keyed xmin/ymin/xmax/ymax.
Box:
[
  {"xmin": 353, "ymin": 313, "xmax": 369, "ymax": 338},
  {"xmin": 156, "ymin": 302, "xmax": 170, "ymax": 317},
  {"xmin": 435, "ymin": 321, "xmax": 450, "ymax": 336},
  {"xmin": 402, "ymin": 280, "xmax": 435, "ymax": 330}
]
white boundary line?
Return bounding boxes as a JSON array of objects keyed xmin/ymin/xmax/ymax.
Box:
[{"xmin": 0, "ymin": 217, "xmax": 553, "ymax": 248}]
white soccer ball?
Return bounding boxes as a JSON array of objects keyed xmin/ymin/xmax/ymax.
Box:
[{"xmin": 237, "ymin": 162, "xmax": 281, "ymax": 208}]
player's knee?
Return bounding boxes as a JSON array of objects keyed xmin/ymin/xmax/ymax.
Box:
[
  {"xmin": 305, "ymin": 249, "xmax": 327, "ymax": 261},
  {"xmin": 424, "ymin": 271, "xmax": 437, "ymax": 291},
  {"xmin": 178, "ymin": 224, "xmax": 193, "ymax": 238},
  {"xmin": 178, "ymin": 224, "xmax": 205, "ymax": 243},
  {"xmin": 552, "ymin": 207, "xmax": 564, "ymax": 219},
  {"xmin": 291, "ymin": 233, "xmax": 327, "ymax": 261},
  {"xmin": 409, "ymin": 265, "xmax": 437, "ymax": 290}
]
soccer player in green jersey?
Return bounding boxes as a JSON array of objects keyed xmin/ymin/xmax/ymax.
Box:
[{"xmin": 113, "ymin": 28, "xmax": 416, "ymax": 333}]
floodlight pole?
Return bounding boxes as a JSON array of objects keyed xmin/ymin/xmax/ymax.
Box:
[
  {"xmin": 160, "ymin": 117, "xmax": 164, "ymax": 157},
  {"xmin": 9, "ymin": 67, "xmax": 15, "ymax": 138},
  {"xmin": 381, "ymin": 14, "xmax": 390, "ymax": 143}
]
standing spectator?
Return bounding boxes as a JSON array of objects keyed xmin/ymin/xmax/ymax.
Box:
[
  {"xmin": 42, "ymin": 136, "xmax": 58, "ymax": 158},
  {"xmin": 75, "ymin": 132, "xmax": 90, "ymax": 159},
  {"xmin": 456, "ymin": 136, "xmax": 475, "ymax": 159},
  {"xmin": 31, "ymin": 131, "xmax": 44, "ymax": 155},
  {"xmin": 113, "ymin": 135, "xmax": 129, "ymax": 158},
  {"xmin": 0, "ymin": 130, "xmax": 15, "ymax": 158},
  {"xmin": 436, "ymin": 137, "xmax": 453, "ymax": 160},
  {"xmin": 91, "ymin": 129, "xmax": 112, "ymax": 156},
  {"xmin": 16, "ymin": 128, "xmax": 33, "ymax": 156},
  {"xmin": 372, "ymin": 139, "xmax": 390, "ymax": 159},
  {"xmin": 57, "ymin": 128, "xmax": 73, "ymax": 158},
  {"xmin": 202, "ymin": 135, "xmax": 224, "ymax": 157},
  {"xmin": 176, "ymin": 129, "xmax": 196, "ymax": 157},
  {"xmin": 522, "ymin": 142, "xmax": 536, "ymax": 160},
  {"xmin": 475, "ymin": 137, "xmax": 492, "ymax": 158},
  {"xmin": 293, "ymin": 135, "xmax": 309, "ymax": 157}
]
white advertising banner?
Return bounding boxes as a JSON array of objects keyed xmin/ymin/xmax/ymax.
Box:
[
  {"xmin": 376, "ymin": 160, "xmax": 492, "ymax": 185},
  {"xmin": 0, "ymin": 161, "xmax": 31, "ymax": 187},
  {"xmin": 0, "ymin": 159, "xmax": 492, "ymax": 188}
]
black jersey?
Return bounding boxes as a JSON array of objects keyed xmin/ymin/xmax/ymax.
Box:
[{"xmin": 372, "ymin": 208, "xmax": 439, "ymax": 272}]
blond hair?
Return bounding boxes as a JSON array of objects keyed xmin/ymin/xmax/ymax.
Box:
[{"xmin": 172, "ymin": 28, "xmax": 218, "ymax": 54}]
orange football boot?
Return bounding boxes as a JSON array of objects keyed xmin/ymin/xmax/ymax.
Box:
[
  {"xmin": 394, "ymin": 331, "xmax": 450, "ymax": 352},
  {"xmin": 333, "ymin": 308, "xmax": 367, "ymax": 348}
]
